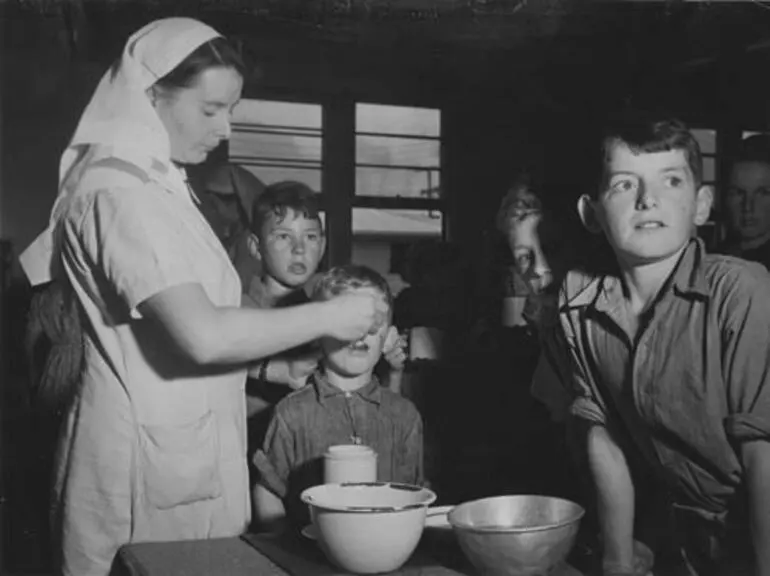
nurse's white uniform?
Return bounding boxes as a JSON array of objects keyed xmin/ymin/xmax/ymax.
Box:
[{"xmin": 20, "ymin": 18, "xmax": 250, "ymax": 576}]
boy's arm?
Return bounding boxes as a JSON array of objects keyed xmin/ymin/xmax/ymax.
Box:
[
  {"xmin": 402, "ymin": 408, "xmax": 425, "ymax": 486},
  {"xmin": 720, "ymin": 268, "xmax": 770, "ymax": 575},
  {"xmin": 252, "ymin": 411, "xmax": 295, "ymax": 532},
  {"xmin": 741, "ymin": 440, "xmax": 770, "ymax": 576},
  {"xmin": 252, "ymin": 484, "xmax": 288, "ymax": 533},
  {"xmin": 532, "ymin": 290, "xmax": 641, "ymax": 575},
  {"xmin": 587, "ymin": 424, "xmax": 637, "ymax": 575}
]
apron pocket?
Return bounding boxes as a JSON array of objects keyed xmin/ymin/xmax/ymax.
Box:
[{"xmin": 139, "ymin": 411, "xmax": 222, "ymax": 510}]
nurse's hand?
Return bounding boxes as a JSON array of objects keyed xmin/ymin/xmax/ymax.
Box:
[{"xmin": 321, "ymin": 293, "xmax": 387, "ymax": 342}]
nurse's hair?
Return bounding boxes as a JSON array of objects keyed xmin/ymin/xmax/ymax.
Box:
[
  {"xmin": 110, "ymin": 36, "xmax": 246, "ymax": 92},
  {"xmin": 312, "ymin": 265, "xmax": 393, "ymax": 319}
]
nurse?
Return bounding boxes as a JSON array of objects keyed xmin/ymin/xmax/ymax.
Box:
[{"xmin": 19, "ymin": 17, "xmax": 382, "ymax": 576}]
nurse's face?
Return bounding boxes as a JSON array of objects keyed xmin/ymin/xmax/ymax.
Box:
[{"xmin": 151, "ymin": 66, "xmax": 243, "ymax": 165}]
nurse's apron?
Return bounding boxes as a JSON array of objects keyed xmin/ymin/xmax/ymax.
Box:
[{"xmin": 52, "ymin": 157, "xmax": 250, "ymax": 576}]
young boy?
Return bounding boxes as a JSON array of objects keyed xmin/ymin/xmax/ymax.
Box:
[
  {"xmin": 535, "ymin": 112, "xmax": 770, "ymax": 576},
  {"xmin": 251, "ymin": 265, "xmax": 424, "ymax": 532},
  {"xmin": 243, "ymin": 181, "xmax": 405, "ymax": 400},
  {"xmin": 719, "ymin": 134, "xmax": 770, "ymax": 269}
]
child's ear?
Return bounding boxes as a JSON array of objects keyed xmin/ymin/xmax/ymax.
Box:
[
  {"xmin": 246, "ymin": 233, "xmax": 261, "ymax": 261},
  {"xmin": 146, "ymin": 86, "xmax": 159, "ymax": 107},
  {"xmin": 694, "ymin": 185, "xmax": 714, "ymax": 227},
  {"xmin": 577, "ymin": 194, "xmax": 603, "ymax": 235}
]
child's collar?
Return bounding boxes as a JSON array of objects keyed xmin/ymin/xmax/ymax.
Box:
[
  {"xmin": 311, "ymin": 370, "xmax": 382, "ymax": 406},
  {"xmin": 562, "ymin": 237, "xmax": 709, "ymax": 312}
]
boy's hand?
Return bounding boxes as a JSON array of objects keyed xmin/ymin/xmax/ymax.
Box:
[
  {"xmin": 383, "ymin": 327, "xmax": 407, "ymax": 371},
  {"xmin": 602, "ymin": 540, "xmax": 654, "ymax": 576},
  {"xmin": 267, "ymin": 351, "xmax": 322, "ymax": 389},
  {"xmin": 285, "ymin": 350, "xmax": 322, "ymax": 389},
  {"xmin": 320, "ymin": 293, "xmax": 387, "ymax": 342}
]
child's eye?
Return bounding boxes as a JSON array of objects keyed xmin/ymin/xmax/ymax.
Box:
[
  {"xmin": 203, "ymin": 109, "xmax": 216, "ymax": 118},
  {"xmin": 759, "ymin": 188, "xmax": 770, "ymax": 197},
  {"xmin": 665, "ymin": 176, "xmax": 684, "ymax": 188},
  {"xmin": 610, "ymin": 178, "xmax": 638, "ymax": 194},
  {"xmin": 514, "ymin": 251, "xmax": 534, "ymax": 273}
]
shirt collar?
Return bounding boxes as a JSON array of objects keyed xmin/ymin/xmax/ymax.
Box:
[
  {"xmin": 562, "ymin": 237, "xmax": 709, "ymax": 313},
  {"xmin": 312, "ymin": 369, "xmax": 382, "ymax": 406},
  {"xmin": 244, "ymin": 275, "xmax": 273, "ymax": 309}
]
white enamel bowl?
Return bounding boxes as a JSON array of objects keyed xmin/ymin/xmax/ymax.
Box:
[{"xmin": 301, "ymin": 482, "xmax": 437, "ymax": 574}]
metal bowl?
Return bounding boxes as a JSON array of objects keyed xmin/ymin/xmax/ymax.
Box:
[{"xmin": 447, "ymin": 495, "xmax": 585, "ymax": 576}]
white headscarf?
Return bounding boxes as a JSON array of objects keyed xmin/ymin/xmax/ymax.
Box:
[{"xmin": 20, "ymin": 17, "xmax": 222, "ymax": 285}]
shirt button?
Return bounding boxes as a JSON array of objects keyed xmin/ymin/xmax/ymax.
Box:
[{"xmin": 344, "ymin": 392, "xmax": 351, "ymax": 398}]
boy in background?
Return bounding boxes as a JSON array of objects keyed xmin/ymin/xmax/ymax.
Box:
[
  {"xmin": 243, "ymin": 181, "xmax": 406, "ymax": 409},
  {"xmin": 535, "ymin": 112, "xmax": 770, "ymax": 575},
  {"xmin": 252, "ymin": 265, "xmax": 424, "ymax": 532},
  {"xmin": 719, "ymin": 134, "xmax": 770, "ymax": 269}
]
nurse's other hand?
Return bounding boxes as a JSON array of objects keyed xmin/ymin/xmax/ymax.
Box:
[{"xmin": 321, "ymin": 293, "xmax": 386, "ymax": 342}]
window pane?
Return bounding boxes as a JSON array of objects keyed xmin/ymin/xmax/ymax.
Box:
[
  {"xmin": 356, "ymin": 104, "xmax": 440, "ymax": 137},
  {"xmin": 352, "ymin": 208, "xmax": 442, "ymax": 237},
  {"xmin": 233, "ymin": 99, "xmax": 322, "ymax": 129},
  {"xmin": 230, "ymin": 131, "xmax": 321, "ymax": 163},
  {"xmin": 356, "ymin": 167, "xmax": 440, "ymax": 198},
  {"xmin": 356, "ymin": 135, "xmax": 439, "ymax": 168},
  {"xmin": 351, "ymin": 209, "xmax": 443, "ymax": 296},
  {"xmin": 703, "ymin": 157, "xmax": 716, "ymax": 183},
  {"xmin": 238, "ymin": 165, "xmax": 322, "ymax": 191},
  {"xmin": 692, "ymin": 129, "xmax": 716, "ymax": 155}
]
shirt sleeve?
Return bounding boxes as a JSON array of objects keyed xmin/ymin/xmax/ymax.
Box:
[
  {"xmin": 252, "ymin": 410, "xmax": 295, "ymax": 499},
  {"xmin": 530, "ymin": 303, "xmax": 607, "ymax": 426},
  {"xmin": 720, "ymin": 268, "xmax": 770, "ymax": 443},
  {"xmin": 399, "ymin": 406, "xmax": 424, "ymax": 486},
  {"xmin": 66, "ymin": 184, "xmax": 202, "ymax": 319}
]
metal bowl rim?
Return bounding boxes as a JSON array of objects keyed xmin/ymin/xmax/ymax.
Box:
[{"xmin": 447, "ymin": 495, "xmax": 586, "ymax": 534}]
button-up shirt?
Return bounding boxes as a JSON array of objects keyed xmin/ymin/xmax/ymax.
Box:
[
  {"xmin": 537, "ymin": 238, "xmax": 770, "ymax": 516},
  {"xmin": 253, "ymin": 370, "xmax": 424, "ymax": 527}
]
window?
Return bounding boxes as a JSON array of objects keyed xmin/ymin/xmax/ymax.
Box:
[
  {"xmin": 352, "ymin": 104, "xmax": 442, "ymax": 285},
  {"xmin": 229, "ymin": 99, "xmax": 323, "ymax": 191},
  {"xmin": 691, "ymin": 128, "xmax": 718, "ymax": 248},
  {"xmin": 355, "ymin": 104, "xmax": 441, "ymax": 207}
]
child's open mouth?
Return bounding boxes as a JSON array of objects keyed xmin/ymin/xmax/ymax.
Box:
[
  {"xmin": 349, "ymin": 341, "xmax": 370, "ymax": 352},
  {"xmin": 636, "ymin": 221, "xmax": 664, "ymax": 229}
]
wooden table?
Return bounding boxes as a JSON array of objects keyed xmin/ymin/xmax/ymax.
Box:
[{"xmin": 112, "ymin": 529, "xmax": 587, "ymax": 576}]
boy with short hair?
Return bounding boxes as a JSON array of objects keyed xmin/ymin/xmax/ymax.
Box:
[
  {"xmin": 251, "ymin": 265, "xmax": 424, "ymax": 532},
  {"xmin": 243, "ymin": 180, "xmax": 325, "ymax": 311},
  {"xmin": 719, "ymin": 134, "xmax": 770, "ymax": 269},
  {"xmin": 243, "ymin": 181, "xmax": 405, "ymax": 397},
  {"xmin": 536, "ymin": 111, "xmax": 770, "ymax": 576}
]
